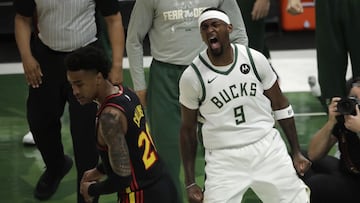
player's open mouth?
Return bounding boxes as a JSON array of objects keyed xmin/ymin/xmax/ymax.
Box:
[{"xmin": 209, "ymin": 36, "xmax": 220, "ymax": 50}]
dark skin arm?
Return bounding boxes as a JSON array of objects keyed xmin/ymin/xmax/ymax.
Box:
[
  {"xmin": 14, "ymin": 13, "xmax": 43, "ymax": 88},
  {"xmin": 264, "ymin": 80, "xmax": 311, "ymax": 176},
  {"xmin": 179, "ymin": 105, "xmax": 203, "ymax": 203}
]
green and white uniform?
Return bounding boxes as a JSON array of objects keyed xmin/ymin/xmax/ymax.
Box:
[
  {"xmin": 126, "ymin": 0, "xmax": 248, "ymax": 200},
  {"xmin": 179, "ymin": 44, "xmax": 309, "ymax": 203},
  {"xmin": 180, "ymin": 44, "xmax": 276, "ymax": 148}
]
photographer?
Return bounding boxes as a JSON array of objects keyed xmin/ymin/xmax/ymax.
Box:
[{"xmin": 304, "ymin": 77, "xmax": 360, "ymax": 202}]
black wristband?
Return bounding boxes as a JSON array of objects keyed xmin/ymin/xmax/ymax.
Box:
[
  {"xmin": 88, "ymin": 182, "xmax": 107, "ymax": 197},
  {"xmin": 88, "ymin": 174, "xmax": 131, "ymax": 196}
]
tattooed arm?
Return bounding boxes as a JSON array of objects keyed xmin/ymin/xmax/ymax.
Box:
[
  {"xmin": 84, "ymin": 107, "xmax": 132, "ymax": 198},
  {"xmin": 99, "ymin": 107, "xmax": 131, "ymax": 176}
]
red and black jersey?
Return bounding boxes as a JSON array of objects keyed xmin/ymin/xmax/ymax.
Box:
[{"xmin": 96, "ymin": 85, "xmax": 165, "ymax": 193}]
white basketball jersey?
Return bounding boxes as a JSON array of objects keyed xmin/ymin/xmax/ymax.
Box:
[{"xmin": 179, "ymin": 44, "xmax": 278, "ymax": 149}]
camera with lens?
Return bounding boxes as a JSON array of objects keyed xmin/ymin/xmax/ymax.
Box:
[{"xmin": 337, "ymin": 97, "xmax": 360, "ymax": 115}]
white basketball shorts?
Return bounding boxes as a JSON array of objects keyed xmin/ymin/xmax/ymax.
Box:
[{"xmin": 203, "ymin": 128, "xmax": 310, "ymax": 203}]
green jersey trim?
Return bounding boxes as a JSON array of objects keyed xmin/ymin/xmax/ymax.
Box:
[
  {"xmin": 190, "ymin": 63, "xmax": 206, "ymax": 105},
  {"xmin": 246, "ymin": 46, "xmax": 262, "ymax": 83}
]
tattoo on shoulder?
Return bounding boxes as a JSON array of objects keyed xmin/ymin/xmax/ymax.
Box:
[{"xmin": 99, "ymin": 111, "xmax": 131, "ymax": 176}]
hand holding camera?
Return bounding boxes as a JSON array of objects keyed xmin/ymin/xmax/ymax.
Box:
[
  {"xmin": 331, "ymin": 97, "xmax": 360, "ymax": 133},
  {"xmin": 343, "ymin": 104, "xmax": 360, "ymax": 133},
  {"xmin": 337, "ymin": 97, "xmax": 360, "ymax": 115}
]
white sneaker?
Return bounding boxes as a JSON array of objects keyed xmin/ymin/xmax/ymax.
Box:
[
  {"xmin": 22, "ymin": 131, "xmax": 36, "ymax": 145},
  {"xmin": 308, "ymin": 76, "xmax": 321, "ymax": 97}
]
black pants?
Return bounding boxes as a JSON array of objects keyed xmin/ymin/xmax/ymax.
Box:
[
  {"xmin": 316, "ymin": 0, "xmax": 360, "ymax": 99},
  {"xmin": 28, "ymin": 37, "xmax": 99, "ymax": 203},
  {"xmin": 236, "ymin": 0, "xmax": 270, "ymax": 58},
  {"xmin": 302, "ymin": 155, "xmax": 360, "ymax": 202}
]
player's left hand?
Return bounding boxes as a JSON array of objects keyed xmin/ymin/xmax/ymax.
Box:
[
  {"xmin": 186, "ymin": 184, "xmax": 203, "ymax": 203},
  {"xmin": 292, "ymin": 152, "xmax": 312, "ymax": 176}
]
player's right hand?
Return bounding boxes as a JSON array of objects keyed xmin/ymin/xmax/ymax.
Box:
[{"xmin": 186, "ymin": 184, "xmax": 203, "ymax": 203}]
